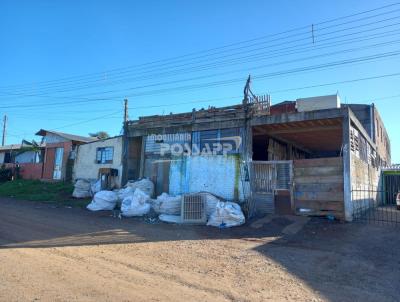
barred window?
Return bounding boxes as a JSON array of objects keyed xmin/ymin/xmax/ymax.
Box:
[{"xmin": 96, "ymin": 147, "xmax": 114, "ymax": 164}]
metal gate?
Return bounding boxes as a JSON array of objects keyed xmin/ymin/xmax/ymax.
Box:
[
  {"xmin": 352, "ymin": 170, "xmax": 400, "ymax": 225},
  {"xmin": 250, "ymin": 161, "xmax": 292, "ymax": 215}
]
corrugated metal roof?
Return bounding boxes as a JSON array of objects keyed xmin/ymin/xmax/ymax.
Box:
[
  {"xmin": 35, "ymin": 129, "xmax": 98, "ymax": 143},
  {"xmin": 382, "ymin": 164, "xmax": 400, "ymax": 171},
  {"xmin": 0, "ymin": 144, "xmax": 22, "ymax": 151}
]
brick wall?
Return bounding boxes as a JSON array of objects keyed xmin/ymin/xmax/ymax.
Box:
[{"xmin": 5, "ymin": 163, "xmax": 43, "ymax": 179}]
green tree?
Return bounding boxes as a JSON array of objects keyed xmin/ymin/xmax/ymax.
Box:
[{"xmin": 89, "ymin": 131, "xmax": 110, "ymax": 139}]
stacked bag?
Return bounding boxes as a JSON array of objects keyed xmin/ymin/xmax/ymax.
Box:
[{"xmin": 86, "ymin": 178, "xmax": 245, "ymax": 228}]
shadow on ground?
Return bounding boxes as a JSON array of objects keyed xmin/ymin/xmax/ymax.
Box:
[
  {"xmin": 0, "ymin": 197, "xmax": 292, "ymax": 249},
  {"xmin": 1, "ymin": 197, "xmax": 399, "ymax": 302}
]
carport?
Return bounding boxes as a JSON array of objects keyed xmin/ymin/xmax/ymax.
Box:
[{"xmin": 249, "ymin": 112, "xmax": 346, "ymax": 219}]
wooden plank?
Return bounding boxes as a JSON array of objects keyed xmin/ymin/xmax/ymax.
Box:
[
  {"xmin": 294, "ymin": 175, "xmax": 344, "ymax": 184},
  {"xmin": 294, "ymin": 166, "xmax": 343, "ymax": 177},
  {"xmin": 294, "ymin": 191, "xmax": 344, "ymax": 202},
  {"xmin": 295, "ymin": 199, "xmax": 344, "ymax": 211},
  {"xmin": 294, "ymin": 157, "xmax": 343, "ymax": 168},
  {"xmin": 295, "ymin": 183, "xmax": 343, "ymax": 193}
]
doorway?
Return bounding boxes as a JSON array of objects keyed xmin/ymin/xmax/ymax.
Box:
[
  {"xmin": 53, "ymin": 147, "xmax": 64, "ymax": 180},
  {"xmin": 250, "ymin": 161, "xmax": 292, "ymax": 215}
]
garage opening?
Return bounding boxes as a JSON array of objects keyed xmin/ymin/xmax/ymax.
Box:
[
  {"xmin": 250, "ymin": 118, "xmax": 345, "ymax": 218},
  {"xmin": 252, "ymin": 118, "xmax": 343, "ymax": 161}
]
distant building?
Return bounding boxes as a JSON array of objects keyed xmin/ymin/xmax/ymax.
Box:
[
  {"xmin": 35, "ymin": 129, "xmax": 97, "ymax": 181},
  {"xmin": 0, "ymin": 140, "xmax": 45, "ymax": 179}
]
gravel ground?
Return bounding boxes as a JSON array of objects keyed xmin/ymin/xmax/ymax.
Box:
[{"xmin": 0, "ymin": 197, "xmax": 399, "ymax": 302}]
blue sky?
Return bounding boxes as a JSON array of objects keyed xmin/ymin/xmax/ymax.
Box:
[{"xmin": 0, "ymin": 0, "xmax": 399, "ymax": 162}]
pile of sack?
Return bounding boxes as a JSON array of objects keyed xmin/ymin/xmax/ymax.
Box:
[
  {"xmin": 155, "ymin": 192, "xmax": 245, "ymax": 228},
  {"xmin": 85, "ymin": 177, "xmax": 245, "ymax": 228},
  {"xmin": 86, "ymin": 178, "xmax": 155, "ymax": 217}
]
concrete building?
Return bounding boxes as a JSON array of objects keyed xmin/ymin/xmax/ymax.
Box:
[
  {"xmin": 124, "ymin": 94, "xmax": 391, "ymax": 221},
  {"xmin": 36, "ymin": 129, "xmax": 97, "ymax": 181},
  {"xmin": 73, "ymin": 136, "xmax": 123, "ymax": 188}
]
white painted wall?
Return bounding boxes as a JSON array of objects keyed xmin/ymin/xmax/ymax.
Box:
[
  {"xmin": 0, "ymin": 152, "xmax": 5, "ymax": 164},
  {"xmin": 296, "ymin": 94, "xmax": 341, "ymax": 112},
  {"xmin": 169, "ymin": 155, "xmax": 245, "ymax": 201},
  {"xmin": 73, "ymin": 136, "xmax": 123, "ymax": 187}
]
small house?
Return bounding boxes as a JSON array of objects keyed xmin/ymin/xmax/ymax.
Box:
[
  {"xmin": 73, "ymin": 136, "xmax": 123, "ymax": 188},
  {"xmin": 35, "ymin": 129, "xmax": 97, "ymax": 181},
  {"xmin": 0, "ymin": 140, "xmax": 45, "ymax": 179}
]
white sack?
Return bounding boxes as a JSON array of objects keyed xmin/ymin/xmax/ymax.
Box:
[
  {"xmin": 159, "ymin": 214, "xmax": 182, "ymax": 224},
  {"xmin": 126, "ymin": 179, "xmax": 154, "ymax": 197},
  {"xmin": 152, "ymin": 193, "xmax": 182, "ymax": 215},
  {"xmin": 121, "ymin": 188, "xmax": 151, "ymax": 217},
  {"xmin": 72, "ymin": 179, "xmax": 92, "ymax": 198},
  {"xmin": 204, "ymin": 193, "xmax": 221, "ymax": 218},
  {"xmin": 115, "ymin": 187, "xmax": 136, "ymax": 201},
  {"xmin": 91, "ymin": 179, "xmax": 101, "ymax": 195},
  {"xmin": 87, "ymin": 190, "xmax": 118, "ymax": 211},
  {"xmin": 207, "ymin": 201, "xmax": 245, "ymax": 228}
]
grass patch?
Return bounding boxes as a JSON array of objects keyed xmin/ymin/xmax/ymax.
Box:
[{"xmin": 0, "ymin": 179, "xmax": 91, "ymax": 208}]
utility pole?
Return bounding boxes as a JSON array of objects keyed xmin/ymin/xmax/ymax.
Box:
[
  {"xmin": 124, "ymin": 99, "xmax": 129, "ymax": 124},
  {"xmin": 2, "ymin": 115, "xmax": 7, "ymax": 146},
  {"xmin": 122, "ymin": 99, "xmax": 129, "ymax": 185}
]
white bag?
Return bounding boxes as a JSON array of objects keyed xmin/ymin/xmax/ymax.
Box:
[
  {"xmin": 204, "ymin": 193, "xmax": 221, "ymax": 218},
  {"xmin": 121, "ymin": 189, "xmax": 151, "ymax": 217},
  {"xmin": 159, "ymin": 214, "xmax": 182, "ymax": 224},
  {"xmin": 87, "ymin": 190, "xmax": 118, "ymax": 211},
  {"xmin": 207, "ymin": 201, "xmax": 245, "ymax": 228},
  {"xmin": 152, "ymin": 193, "xmax": 182, "ymax": 215},
  {"xmin": 115, "ymin": 187, "xmax": 136, "ymax": 201},
  {"xmin": 72, "ymin": 179, "xmax": 92, "ymax": 198},
  {"xmin": 126, "ymin": 179, "xmax": 154, "ymax": 197},
  {"xmin": 91, "ymin": 179, "xmax": 101, "ymax": 195}
]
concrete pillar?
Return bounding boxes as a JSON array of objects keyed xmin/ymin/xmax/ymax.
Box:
[{"xmin": 342, "ymin": 109, "xmax": 353, "ymax": 221}]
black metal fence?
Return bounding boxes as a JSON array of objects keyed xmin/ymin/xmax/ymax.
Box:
[{"xmin": 352, "ymin": 186, "xmax": 400, "ymax": 225}]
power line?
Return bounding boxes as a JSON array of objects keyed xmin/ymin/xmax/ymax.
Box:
[
  {"xmin": 1, "ymin": 3, "xmax": 399, "ymax": 92},
  {"xmin": 269, "ymin": 72, "xmax": 400, "ymax": 94},
  {"xmin": 1, "ymin": 35, "xmax": 400, "ymax": 107},
  {"xmin": 3, "ymin": 18, "xmax": 400, "ymax": 100},
  {"xmin": 18, "ymin": 73, "xmax": 400, "ymax": 129}
]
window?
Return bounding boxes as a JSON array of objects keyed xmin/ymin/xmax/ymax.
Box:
[
  {"xmin": 96, "ymin": 147, "xmax": 113, "ymax": 164},
  {"xmin": 194, "ymin": 128, "xmax": 242, "ymax": 155},
  {"xmin": 4, "ymin": 152, "xmax": 12, "ymax": 163}
]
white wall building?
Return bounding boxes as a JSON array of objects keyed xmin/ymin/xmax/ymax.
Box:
[{"xmin": 73, "ymin": 136, "xmax": 124, "ymax": 187}]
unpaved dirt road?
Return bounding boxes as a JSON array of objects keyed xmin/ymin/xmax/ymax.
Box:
[{"xmin": 0, "ymin": 198, "xmax": 399, "ymax": 302}]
